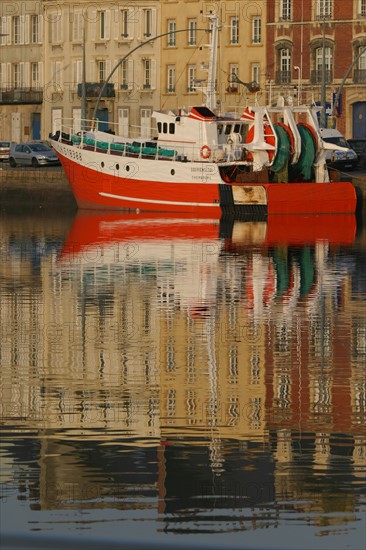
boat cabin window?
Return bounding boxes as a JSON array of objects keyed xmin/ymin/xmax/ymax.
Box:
[
  {"xmin": 163, "ymin": 122, "xmax": 168, "ymax": 133},
  {"xmin": 225, "ymin": 124, "xmax": 232, "ymax": 135},
  {"xmin": 217, "ymin": 124, "xmax": 223, "ymax": 135},
  {"xmin": 157, "ymin": 122, "xmax": 161, "ymax": 132},
  {"xmin": 169, "ymin": 123, "xmax": 175, "ymax": 134}
]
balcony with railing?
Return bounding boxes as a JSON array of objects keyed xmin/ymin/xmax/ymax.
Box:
[
  {"xmin": 77, "ymin": 82, "xmax": 115, "ymax": 98},
  {"xmin": 275, "ymin": 70, "xmax": 291, "ymax": 84},
  {"xmin": 354, "ymin": 69, "xmax": 366, "ymax": 83},
  {"xmin": 0, "ymin": 88, "xmax": 43, "ymax": 104},
  {"xmin": 310, "ymin": 69, "xmax": 332, "ymax": 84}
]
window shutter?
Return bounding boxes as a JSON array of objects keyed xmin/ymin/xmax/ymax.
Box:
[
  {"xmin": 151, "ymin": 9, "xmax": 157, "ymax": 36},
  {"xmin": 127, "ymin": 58, "xmax": 134, "ymax": 90},
  {"xmin": 24, "ymin": 15, "xmax": 30, "ymax": 44},
  {"xmin": 6, "ymin": 17, "xmax": 11, "ymax": 45},
  {"xmin": 151, "ymin": 59, "xmax": 156, "ymax": 89},
  {"xmin": 104, "ymin": 10, "xmax": 111, "ymax": 40},
  {"xmin": 39, "ymin": 15, "xmax": 43, "ymax": 44},
  {"xmin": 38, "ymin": 62, "xmax": 43, "ymax": 86},
  {"xmin": 111, "ymin": 59, "xmax": 118, "ymax": 85},
  {"xmin": 89, "ymin": 8, "xmax": 96, "ymax": 41},
  {"xmin": 128, "ymin": 8, "xmax": 135, "ymax": 39},
  {"xmin": 90, "ymin": 60, "xmax": 95, "ymax": 81},
  {"xmin": 24, "ymin": 62, "xmax": 30, "ymax": 87}
]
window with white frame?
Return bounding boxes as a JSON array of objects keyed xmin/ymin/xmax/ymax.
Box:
[
  {"xmin": 251, "ymin": 63, "xmax": 260, "ymax": 85},
  {"xmin": 280, "ymin": 48, "xmax": 291, "ymax": 83},
  {"xmin": 229, "ymin": 63, "xmax": 239, "ymax": 91},
  {"xmin": 230, "ymin": 17, "xmax": 239, "ymax": 44},
  {"xmin": 316, "ymin": 0, "xmax": 333, "ymax": 19},
  {"xmin": 144, "ymin": 9, "xmax": 152, "ymax": 37},
  {"xmin": 121, "ymin": 9, "xmax": 129, "ymax": 38},
  {"xmin": 100, "ymin": 11, "xmax": 106, "ymax": 39},
  {"xmin": 359, "ymin": 46, "xmax": 366, "ymax": 69},
  {"xmin": 315, "ymin": 46, "xmax": 333, "ymax": 80},
  {"xmin": 72, "ymin": 12, "xmax": 83, "ymax": 42},
  {"xmin": 121, "ymin": 59, "xmax": 128, "ymax": 88},
  {"xmin": 167, "ymin": 65, "xmax": 175, "ymax": 92},
  {"xmin": 360, "ymin": 0, "xmax": 366, "ymax": 16},
  {"xmin": 31, "ymin": 62, "xmax": 39, "ymax": 88},
  {"xmin": 252, "ymin": 17, "xmax": 261, "ymax": 43},
  {"xmin": 187, "ymin": 65, "xmax": 196, "ymax": 92},
  {"xmin": 98, "ymin": 60, "xmax": 106, "ymax": 82},
  {"xmin": 144, "ymin": 59, "xmax": 152, "ymax": 87},
  {"xmin": 281, "ymin": 0, "xmax": 291, "ymax": 20},
  {"xmin": 13, "ymin": 64, "xmax": 21, "ymax": 87},
  {"xmin": 167, "ymin": 19, "xmax": 176, "ymax": 46},
  {"xmin": 31, "ymin": 15, "xmax": 39, "ymax": 43},
  {"xmin": 13, "ymin": 16, "xmax": 20, "ymax": 44},
  {"xmin": 188, "ymin": 18, "xmax": 197, "ymax": 45}
]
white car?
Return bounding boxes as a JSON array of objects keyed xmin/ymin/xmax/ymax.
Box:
[{"xmin": 320, "ymin": 129, "xmax": 358, "ymax": 171}]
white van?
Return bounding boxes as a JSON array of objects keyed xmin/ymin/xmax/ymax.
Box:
[{"xmin": 320, "ymin": 128, "xmax": 358, "ymax": 170}]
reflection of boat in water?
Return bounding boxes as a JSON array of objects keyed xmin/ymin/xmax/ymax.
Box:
[
  {"xmin": 220, "ymin": 213, "xmax": 357, "ymax": 247},
  {"xmin": 62, "ymin": 211, "xmax": 357, "ymax": 256}
]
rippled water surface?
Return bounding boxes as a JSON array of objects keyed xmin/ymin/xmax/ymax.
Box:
[{"xmin": 1, "ymin": 208, "xmax": 365, "ymax": 550}]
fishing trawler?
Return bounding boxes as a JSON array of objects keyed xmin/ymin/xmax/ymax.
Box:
[{"xmin": 50, "ymin": 17, "xmax": 357, "ymax": 216}]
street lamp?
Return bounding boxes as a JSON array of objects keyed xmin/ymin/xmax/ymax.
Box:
[
  {"xmin": 294, "ymin": 65, "xmax": 301, "ymax": 105},
  {"xmin": 320, "ymin": 18, "xmax": 327, "ymax": 128}
]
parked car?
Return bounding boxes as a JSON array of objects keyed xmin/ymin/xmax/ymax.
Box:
[
  {"xmin": 0, "ymin": 141, "xmax": 11, "ymax": 161},
  {"xmin": 320, "ymin": 129, "xmax": 359, "ymax": 171},
  {"xmin": 348, "ymin": 138, "xmax": 366, "ymax": 167},
  {"xmin": 9, "ymin": 142, "xmax": 61, "ymax": 167}
]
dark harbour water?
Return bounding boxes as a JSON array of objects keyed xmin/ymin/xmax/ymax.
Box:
[{"xmin": 0, "ymin": 206, "xmax": 365, "ymax": 550}]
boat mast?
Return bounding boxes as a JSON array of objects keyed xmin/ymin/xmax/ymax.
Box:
[{"xmin": 205, "ymin": 14, "xmax": 219, "ymax": 111}]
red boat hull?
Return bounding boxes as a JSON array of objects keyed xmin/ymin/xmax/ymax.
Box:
[{"xmin": 58, "ymin": 150, "xmax": 357, "ymax": 215}]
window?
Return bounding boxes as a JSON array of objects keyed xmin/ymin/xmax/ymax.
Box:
[
  {"xmin": 167, "ymin": 65, "xmax": 175, "ymax": 92},
  {"xmin": 31, "ymin": 63, "xmax": 39, "ymax": 88},
  {"xmin": 230, "ymin": 17, "xmax": 239, "ymax": 44},
  {"xmin": 252, "ymin": 17, "xmax": 261, "ymax": 44},
  {"xmin": 281, "ymin": 0, "xmax": 291, "ymax": 20},
  {"xmin": 280, "ymin": 48, "xmax": 291, "ymax": 83},
  {"xmin": 98, "ymin": 60, "xmax": 106, "ymax": 82},
  {"xmin": 188, "ymin": 18, "xmax": 197, "ymax": 45},
  {"xmin": 13, "ymin": 64, "xmax": 21, "ymax": 87},
  {"xmin": 187, "ymin": 65, "xmax": 196, "ymax": 92},
  {"xmin": 121, "ymin": 9, "xmax": 129, "ymax": 38},
  {"xmin": 228, "ymin": 63, "xmax": 239, "ymax": 92},
  {"xmin": 121, "ymin": 59, "xmax": 128, "ymax": 88},
  {"xmin": 360, "ymin": 0, "xmax": 366, "ymax": 16},
  {"xmin": 144, "ymin": 9, "xmax": 152, "ymax": 37},
  {"xmin": 72, "ymin": 12, "xmax": 83, "ymax": 42},
  {"xmin": 315, "ymin": 46, "xmax": 333, "ymax": 82},
  {"xmin": 144, "ymin": 59, "xmax": 151, "ymax": 87},
  {"xmin": 13, "ymin": 16, "xmax": 20, "ymax": 44},
  {"xmin": 100, "ymin": 11, "xmax": 106, "ymax": 39},
  {"xmin": 31, "ymin": 15, "xmax": 40, "ymax": 43},
  {"xmin": 167, "ymin": 19, "xmax": 176, "ymax": 46},
  {"xmin": 251, "ymin": 63, "xmax": 260, "ymax": 85},
  {"xmin": 316, "ymin": 0, "xmax": 333, "ymax": 19}
]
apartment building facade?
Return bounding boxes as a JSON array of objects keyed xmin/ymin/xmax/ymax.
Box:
[
  {"xmin": 0, "ymin": 1, "xmax": 364, "ymax": 141},
  {"xmin": 267, "ymin": 0, "xmax": 366, "ymax": 137},
  {"xmin": 0, "ymin": 1, "xmax": 43, "ymax": 142},
  {"xmin": 42, "ymin": 0, "xmax": 161, "ymax": 139},
  {"xmin": 160, "ymin": 0, "xmax": 267, "ymax": 115}
]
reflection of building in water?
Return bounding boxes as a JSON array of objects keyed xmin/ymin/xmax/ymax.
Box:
[{"xmin": 0, "ymin": 213, "xmax": 365, "ymax": 526}]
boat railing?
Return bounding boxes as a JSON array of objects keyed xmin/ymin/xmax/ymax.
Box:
[{"xmin": 55, "ymin": 118, "xmax": 247, "ymax": 164}]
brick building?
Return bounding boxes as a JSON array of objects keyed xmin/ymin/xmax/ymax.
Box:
[{"xmin": 266, "ymin": 0, "xmax": 366, "ymax": 138}]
